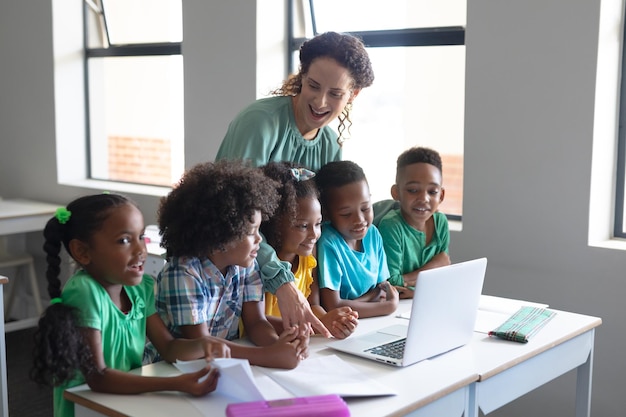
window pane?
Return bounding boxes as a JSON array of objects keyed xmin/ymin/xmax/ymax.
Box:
[
  {"xmin": 101, "ymin": 0, "xmax": 182, "ymax": 45},
  {"xmin": 311, "ymin": 0, "xmax": 466, "ymax": 33},
  {"xmin": 341, "ymin": 46, "xmax": 465, "ymax": 216},
  {"xmin": 619, "ymin": 171, "xmax": 626, "ymax": 234},
  {"xmin": 88, "ymin": 55, "xmax": 184, "ymax": 187},
  {"xmin": 86, "ymin": 1, "xmax": 107, "ymax": 49}
]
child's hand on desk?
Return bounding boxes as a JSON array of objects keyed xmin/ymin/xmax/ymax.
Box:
[
  {"xmin": 362, "ymin": 284, "xmax": 386, "ymax": 302},
  {"xmin": 322, "ymin": 307, "xmax": 359, "ymax": 339},
  {"xmin": 379, "ymin": 281, "xmax": 399, "ymax": 309},
  {"xmin": 175, "ymin": 366, "xmax": 220, "ymax": 396},
  {"xmin": 264, "ymin": 326, "xmax": 310, "ymax": 369},
  {"xmin": 200, "ymin": 336, "xmax": 231, "ymax": 361},
  {"xmin": 395, "ymin": 286, "xmax": 415, "ymax": 300}
]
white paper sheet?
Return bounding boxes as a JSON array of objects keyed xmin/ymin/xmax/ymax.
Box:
[
  {"xmin": 478, "ymin": 295, "xmax": 549, "ymax": 315},
  {"xmin": 397, "ymin": 294, "xmax": 550, "ymax": 329},
  {"xmin": 174, "ymin": 358, "xmax": 265, "ymax": 402},
  {"xmin": 179, "ymin": 374, "xmax": 292, "ymax": 417},
  {"xmin": 474, "ymin": 310, "xmax": 511, "ymax": 334},
  {"xmin": 260, "ymin": 354, "xmax": 397, "ymax": 398}
]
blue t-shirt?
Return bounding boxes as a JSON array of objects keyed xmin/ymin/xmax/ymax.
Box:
[{"xmin": 317, "ymin": 223, "xmax": 389, "ymax": 300}]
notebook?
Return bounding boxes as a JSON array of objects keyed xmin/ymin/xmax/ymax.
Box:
[{"xmin": 325, "ymin": 258, "xmax": 487, "ymax": 367}]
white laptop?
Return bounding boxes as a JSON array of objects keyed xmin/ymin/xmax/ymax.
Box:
[{"xmin": 326, "ymin": 258, "xmax": 487, "ymax": 367}]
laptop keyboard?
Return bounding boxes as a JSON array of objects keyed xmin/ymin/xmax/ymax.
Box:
[{"xmin": 365, "ymin": 338, "xmax": 406, "ymax": 359}]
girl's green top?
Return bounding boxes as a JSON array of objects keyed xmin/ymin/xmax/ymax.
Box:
[{"xmin": 53, "ymin": 271, "xmax": 155, "ymax": 417}]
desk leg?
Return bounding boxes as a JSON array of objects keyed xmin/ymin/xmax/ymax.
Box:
[
  {"xmin": 467, "ymin": 382, "xmax": 478, "ymax": 417},
  {"xmin": 75, "ymin": 403, "xmax": 106, "ymax": 417},
  {"xmin": 0, "ymin": 283, "xmax": 8, "ymax": 417},
  {"xmin": 575, "ymin": 329, "xmax": 595, "ymax": 417}
]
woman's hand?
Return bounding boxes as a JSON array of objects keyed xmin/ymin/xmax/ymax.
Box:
[{"xmin": 276, "ymin": 282, "xmax": 331, "ymax": 337}]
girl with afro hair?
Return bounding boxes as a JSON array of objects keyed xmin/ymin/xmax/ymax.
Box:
[
  {"xmin": 261, "ymin": 161, "xmax": 358, "ymax": 339},
  {"xmin": 152, "ymin": 160, "xmax": 309, "ymax": 369}
]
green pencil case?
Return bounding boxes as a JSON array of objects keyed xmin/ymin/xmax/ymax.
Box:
[{"xmin": 489, "ymin": 306, "xmax": 556, "ymax": 343}]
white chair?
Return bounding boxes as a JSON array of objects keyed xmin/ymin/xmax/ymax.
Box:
[{"xmin": 0, "ymin": 253, "xmax": 43, "ymax": 323}]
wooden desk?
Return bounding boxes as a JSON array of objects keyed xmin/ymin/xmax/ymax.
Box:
[
  {"xmin": 67, "ymin": 303, "xmax": 478, "ymax": 417},
  {"xmin": 468, "ymin": 308, "xmax": 601, "ymax": 417}
]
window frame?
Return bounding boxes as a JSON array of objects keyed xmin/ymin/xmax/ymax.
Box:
[
  {"xmin": 82, "ymin": 0, "xmax": 182, "ymax": 184},
  {"xmin": 288, "ymin": 0, "xmax": 465, "ymax": 221},
  {"xmin": 614, "ymin": 9, "xmax": 626, "ymax": 238}
]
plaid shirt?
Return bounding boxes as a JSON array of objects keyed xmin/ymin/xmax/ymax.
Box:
[{"xmin": 156, "ymin": 256, "xmax": 263, "ymax": 340}]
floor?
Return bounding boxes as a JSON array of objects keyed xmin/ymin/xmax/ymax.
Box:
[{"xmin": 6, "ymin": 326, "xmax": 52, "ymax": 416}]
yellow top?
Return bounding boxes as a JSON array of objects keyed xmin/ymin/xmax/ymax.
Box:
[{"xmin": 265, "ymin": 254, "xmax": 316, "ymax": 317}]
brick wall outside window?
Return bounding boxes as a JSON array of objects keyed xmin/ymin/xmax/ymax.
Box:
[
  {"xmin": 108, "ymin": 136, "xmax": 172, "ymax": 187},
  {"xmin": 107, "ymin": 139, "xmax": 464, "ymax": 217},
  {"xmin": 439, "ymin": 154, "xmax": 463, "ymax": 217}
]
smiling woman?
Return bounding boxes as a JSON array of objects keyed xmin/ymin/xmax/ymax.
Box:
[
  {"xmin": 216, "ymin": 31, "xmax": 374, "ymax": 171},
  {"xmin": 215, "ymin": 31, "xmax": 374, "ymax": 336}
]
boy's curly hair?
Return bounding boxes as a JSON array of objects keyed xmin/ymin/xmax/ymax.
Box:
[
  {"xmin": 158, "ymin": 160, "xmax": 281, "ymax": 257},
  {"xmin": 396, "ymin": 147, "xmax": 443, "ymax": 182},
  {"xmin": 260, "ymin": 161, "xmax": 319, "ymax": 251},
  {"xmin": 315, "ymin": 160, "xmax": 367, "ymax": 212}
]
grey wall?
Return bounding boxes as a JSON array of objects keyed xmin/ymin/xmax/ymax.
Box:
[
  {"xmin": 0, "ymin": 1, "xmax": 623, "ymax": 415},
  {"xmin": 459, "ymin": 1, "xmax": 623, "ymax": 416}
]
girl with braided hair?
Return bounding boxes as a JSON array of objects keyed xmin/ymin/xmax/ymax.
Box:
[{"xmin": 30, "ymin": 193, "xmax": 229, "ymax": 417}]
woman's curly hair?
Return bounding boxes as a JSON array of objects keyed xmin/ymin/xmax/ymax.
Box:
[
  {"xmin": 158, "ymin": 160, "xmax": 281, "ymax": 258},
  {"xmin": 271, "ymin": 31, "xmax": 375, "ymax": 146},
  {"xmin": 31, "ymin": 193, "xmax": 133, "ymax": 387},
  {"xmin": 260, "ymin": 161, "xmax": 319, "ymax": 251}
]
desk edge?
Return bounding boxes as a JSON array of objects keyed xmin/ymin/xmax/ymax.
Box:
[
  {"xmin": 478, "ymin": 318, "xmax": 601, "ymax": 381},
  {"xmin": 65, "ymin": 390, "xmax": 129, "ymax": 417}
]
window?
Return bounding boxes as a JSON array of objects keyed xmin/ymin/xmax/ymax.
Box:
[
  {"xmin": 290, "ymin": 0, "xmax": 466, "ymax": 219},
  {"xmin": 588, "ymin": 0, "xmax": 624, "ymax": 248},
  {"xmin": 84, "ymin": 0, "xmax": 184, "ymax": 187},
  {"xmin": 615, "ymin": 12, "xmax": 626, "ymax": 238}
]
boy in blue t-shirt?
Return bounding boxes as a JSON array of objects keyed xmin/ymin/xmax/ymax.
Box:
[{"xmin": 315, "ymin": 160, "xmax": 399, "ymax": 318}]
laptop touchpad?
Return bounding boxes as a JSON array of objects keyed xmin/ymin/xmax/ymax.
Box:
[{"xmin": 377, "ymin": 324, "xmax": 408, "ymax": 338}]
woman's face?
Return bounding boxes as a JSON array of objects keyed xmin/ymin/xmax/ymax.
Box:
[{"xmin": 293, "ymin": 57, "xmax": 359, "ymax": 140}]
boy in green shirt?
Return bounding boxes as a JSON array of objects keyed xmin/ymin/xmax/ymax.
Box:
[{"xmin": 378, "ymin": 147, "xmax": 451, "ymax": 299}]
